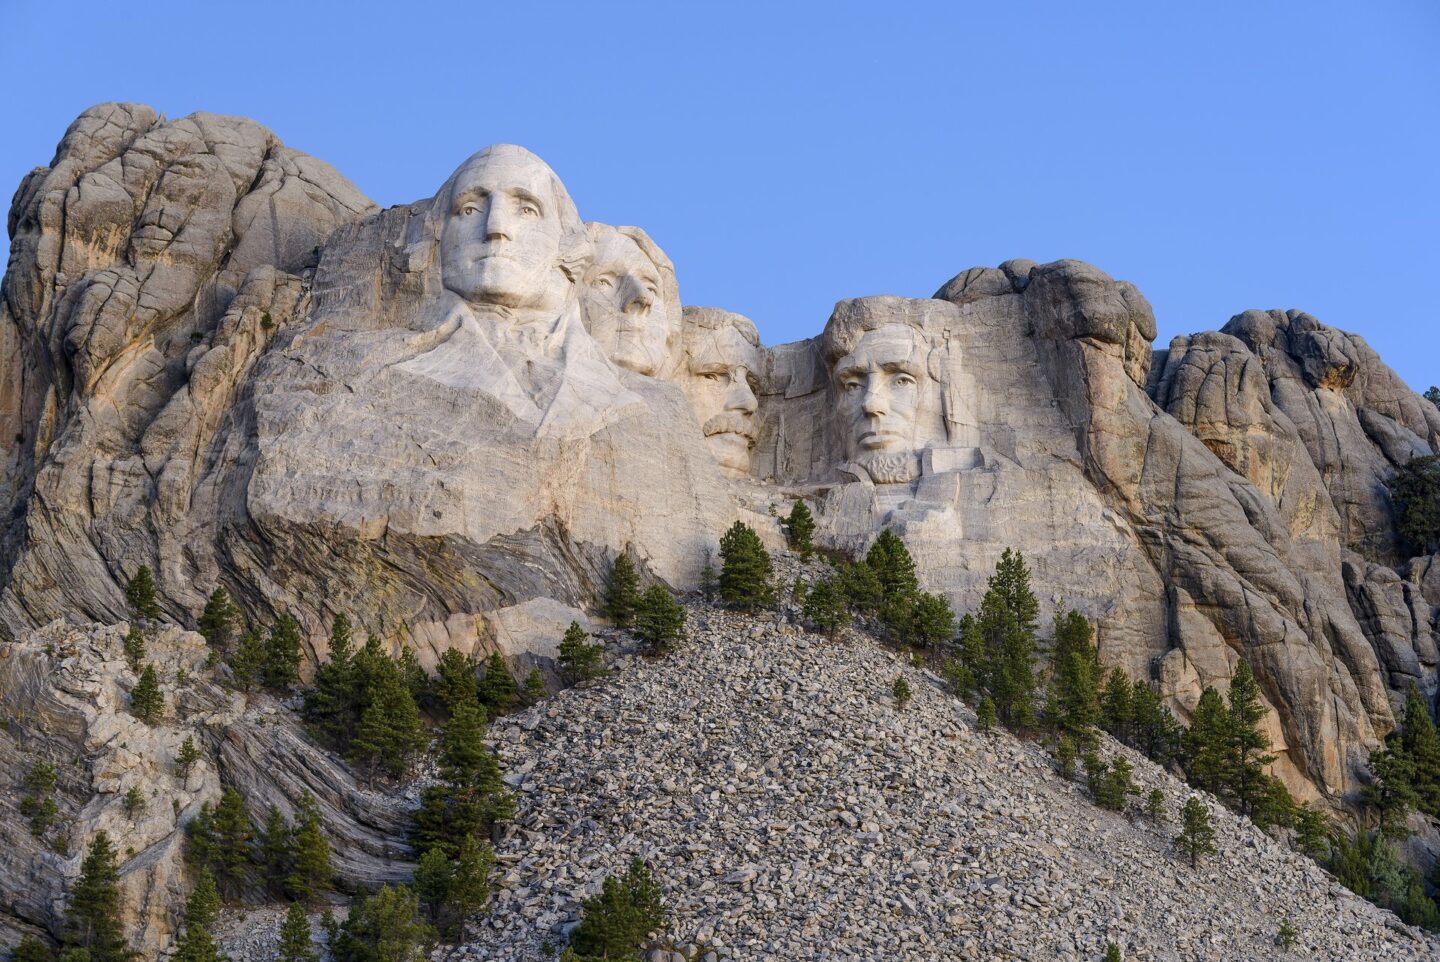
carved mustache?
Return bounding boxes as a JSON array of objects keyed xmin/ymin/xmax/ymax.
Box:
[{"xmin": 703, "ymin": 412, "xmax": 757, "ymax": 441}]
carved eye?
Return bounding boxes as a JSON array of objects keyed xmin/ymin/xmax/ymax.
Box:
[
  {"xmin": 700, "ymin": 372, "xmax": 725, "ymax": 382},
  {"xmin": 460, "ymin": 203, "xmax": 480, "ymax": 217},
  {"xmin": 894, "ymin": 374, "xmax": 916, "ymax": 387},
  {"xmin": 520, "ymin": 202, "xmax": 540, "ymax": 216},
  {"xmin": 594, "ymin": 275, "xmax": 614, "ymax": 289},
  {"xmin": 842, "ymin": 380, "xmax": 862, "ymax": 393}
]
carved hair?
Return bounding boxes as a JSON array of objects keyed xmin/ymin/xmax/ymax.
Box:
[
  {"xmin": 680, "ymin": 306, "xmax": 761, "ymax": 356},
  {"xmin": 422, "ymin": 144, "xmax": 592, "ymax": 284},
  {"xmin": 823, "ymin": 298, "xmax": 936, "ymax": 369}
]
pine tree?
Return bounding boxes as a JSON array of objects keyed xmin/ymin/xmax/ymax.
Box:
[
  {"xmin": 569, "ymin": 858, "xmax": 667, "ymax": 960},
  {"xmin": 63, "ymin": 832, "xmax": 134, "ymax": 962},
  {"xmin": 1145, "ymin": 788, "xmax": 1166, "ymax": 822},
  {"xmin": 263, "ymin": 614, "xmax": 303, "ymax": 691},
  {"xmin": 1176, "ymin": 797, "xmax": 1217, "ymax": 868},
  {"xmin": 1291, "ymin": 803, "xmax": 1330, "ymax": 860},
  {"xmin": 13, "ymin": 935, "xmax": 54, "ymax": 962},
  {"xmin": 1250, "ymin": 775, "xmax": 1297, "ymax": 833},
  {"xmin": 1129, "ymin": 679, "xmax": 1182, "ymax": 765},
  {"xmin": 172, "ymin": 870, "xmax": 224, "ymax": 962},
  {"xmin": 122, "ymin": 787, "xmax": 143, "ymax": 819},
  {"xmin": 605, "ymin": 554, "xmax": 641, "ymax": 628},
  {"xmin": 477, "ymin": 653, "xmax": 518, "ymax": 713},
  {"xmin": 865, "ymin": 530, "xmax": 919, "ymax": 601},
  {"xmin": 1099, "ymin": 667, "xmax": 1133, "ymax": 742},
  {"xmin": 892, "ymin": 676, "xmax": 912, "ymax": 709},
  {"xmin": 634, "ymin": 586, "xmax": 686, "ymax": 655},
  {"xmin": 558, "ymin": 622, "xmax": 605, "ymax": 682},
  {"xmin": 1386, "ymin": 455, "xmax": 1440, "ymax": 555},
  {"xmin": 287, "ymin": 792, "xmax": 332, "ymax": 902},
  {"xmin": 176, "ymin": 735, "xmax": 202, "ymax": 783},
  {"xmin": 1225, "ymin": 660, "xmax": 1275, "ymax": 815},
  {"xmin": 1091, "ymin": 757, "xmax": 1137, "ymax": 812},
  {"xmin": 429, "ymin": 834, "xmax": 494, "ymax": 939},
  {"xmin": 1103, "ymin": 944, "xmax": 1122, "ymax": 962},
  {"xmin": 350, "ymin": 668, "xmax": 427, "ymax": 783},
  {"xmin": 121, "ymin": 628, "xmax": 146, "ymax": 674},
  {"xmin": 397, "ymin": 647, "xmax": 429, "ymax": 705},
  {"xmin": 1363, "ymin": 737, "xmax": 1420, "ymax": 838},
  {"xmin": 1425, "ymin": 386, "xmax": 1440, "ymax": 409},
  {"xmin": 1396, "ymin": 682, "xmax": 1440, "ymax": 817},
  {"xmin": 258, "ymin": 806, "xmax": 293, "ymax": 896},
  {"xmin": 276, "ymin": 902, "xmax": 318, "ymax": 962},
  {"xmin": 330, "ymin": 885, "xmax": 435, "ymax": 962},
  {"xmin": 129, "ymin": 665, "xmax": 164, "ymax": 724},
  {"xmin": 125, "ymin": 567, "xmax": 162, "ymax": 621},
  {"xmin": 1055, "ymin": 735, "xmax": 1077, "ymax": 779},
  {"xmin": 1050, "ymin": 608, "xmax": 1100, "ymax": 738},
  {"xmin": 801, "ymin": 577, "xmax": 850, "ymax": 638},
  {"xmin": 433, "ymin": 648, "xmax": 479, "ymax": 715},
  {"xmin": 1183, "ymin": 687, "xmax": 1230, "ymax": 795},
  {"xmin": 412, "ymin": 702, "xmax": 512, "ymax": 860},
  {"xmin": 976, "ymin": 696, "xmax": 997, "ymax": 733},
  {"xmin": 522, "ymin": 668, "xmax": 545, "ymax": 705},
  {"xmin": 908, "ymin": 592, "xmax": 955, "ymax": 649},
  {"xmin": 976, "ymin": 549, "xmax": 1039, "ymax": 730},
  {"xmin": 413, "ymin": 847, "xmax": 454, "ymax": 927},
  {"xmin": 197, "ymin": 588, "xmax": 239, "ymax": 655},
  {"xmin": 784, "ymin": 500, "xmax": 816, "ymax": 558},
  {"xmin": 836, "ymin": 560, "xmax": 883, "ymax": 613},
  {"xmin": 207, "ymin": 787, "xmax": 254, "ymax": 897},
  {"xmin": 303, "ymin": 619, "xmax": 360, "ymax": 748},
  {"xmin": 230, "ymin": 629, "xmax": 267, "ymax": 692},
  {"xmin": 718, "ymin": 522, "xmax": 775, "ymax": 610}
]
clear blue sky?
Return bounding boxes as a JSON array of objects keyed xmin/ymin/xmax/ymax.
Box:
[{"xmin": 4, "ymin": 1, "xmax": 1436, "ymax": 391}]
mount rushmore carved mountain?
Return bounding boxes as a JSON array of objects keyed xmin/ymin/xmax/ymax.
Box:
[{"xmin": 2, "ymin": 102, "xmax": 1437, "ymax": 823}]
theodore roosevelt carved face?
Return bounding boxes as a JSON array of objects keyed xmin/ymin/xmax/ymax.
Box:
[
  {"xmin": 681, "ymin": 307, "xmax": 762, "ymax": 476},
  {"xmin": 581, "ymin": 223, "xmax": 679, "ymax": 377},
  {"xmin": 438, "ymin": 145, "xmax": 587, "ymax": 316}
]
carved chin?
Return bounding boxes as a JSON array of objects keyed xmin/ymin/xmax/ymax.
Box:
[{"xmin": 707, "ymin": 433, "xmax": 753, "ymax": 475}]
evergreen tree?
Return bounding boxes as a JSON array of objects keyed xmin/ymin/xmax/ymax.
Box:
[
  {"xmin": 197, "ymin": 588, "xmax": 239, "ymax": 655},
  {"xmin": 865, "ymin": 530, "xmax": 919, "ymax": 601},
  {"xmin": 263, "ymin": 614, "xmax": 303, "ymax": 691},
  {"xmin": 349, "ymin": 667, "xmax": 427, "ymax": 783},
  {"xmin": 568, "ymin": 858, "xmax": 667, "ymax": 961},
  {"xmin": 1099, "ymin": 667, "xmax": 1133, "ymax": 742},
  {"xmin": 1386, "ymin": 454, "xmax": 1440, "ymax": 555},
  {"xmin": 176, "ymin": 735, "xmax": 202, "ymax": 783},
  {"xmin": 476, "ymin": 653, "xmax": 518, "ymax": 714},
  {"xmin": 125, "ymin": 567, "xmax": 162, "ymax": 621},
  {"xmin": 229, "ymin": 630, "xmax": 268, "ymax": 692},
  {"xmin": 330, "ymin": 885, "xmax": 435, "ymax": 962},
  {"xmin": 1395, "ymin": 682, "xmax": 1440, "ymax": 817},
  {"xmin": 784, "ymin": 500, "xmax": 816, "ymax": 558},
  {"xmin": 1328, "ymin": 829, "xmax": 1373, "ymax": 898},
  {"xmin": 412, "ymin": 702, "xmax": 513, "ymax": 860},
  {"xmin": 13, "ymin": 935, "xmax": 54, "ymax": 962},
  {"xmin": 717, "ymin": 522, "xmax": 775, "ymax": 610},
  {"xmin": 1225, "ymin": 660, "xmax": 1276, "ymax": 815},
  {"xmin": 433, "ymin": 648, "xmax": 479, "ymax": 715},
  {"xmin": 892, "ymin": 676, "xmax": 912, "ymax": 709},
  {"xmin": 976, "ymin": 696, "xmax": 997, "ymax": 733},
  {"xmin": 1049, "ymin": 608, "xmax": 1100, "ymax": 738},
  {"xmin": 129, "ymin": 665, "xmax": 164, "ymax": 724},
  {"xmin": 1425, "ymin": 386, "xmax": 1440, "ymax": 409},
  {"xmin": 287, "ymin": 792, "xmax": 332, "ymax": 902},
  {"xmin": 1291, "ymin": 803, "xmax": 1330, "ymax": 860},
  {"xmin": 1145, "ymin": 788, "xmax": 1166, "ymax": 822},
  {"xmin": 1176, "ymin": 797, "xmax": 1217, "ymax": 868},
  {"xmin": 1363, "ymin": 738, "xmax": 1420, "ymax": 838},
  {"xmin": 418, "ymin": 835, "xmax": 494, "ymax": 940},
  {"xmin": 835, "ymin": 560, "xmax": 883, "ymax": 613},
  {"xmin": 1103, "ymin": 944, "xmax": 1122, "ymax": 962},
  {"xmin": 1182, "ymin": 687, "xmax": 1230, "ymax": 795},
  {"xmin": 397, "ymin": 647, "xmax": 429, "ymax": 705},
  {"xmin": 605, "ymin": 555, "xmax": 641, "ymax": 628},
  {"xmin": 975, "ymin": 549, "xmax": 1039, "ymax": 729},
  {"xmin": 801, "ymin": 577, "xmax": 850, "ymax": 638},
  {"xmin": 275, "ymin": 903, "xmax": 318, "ymax": 962},
  {"xmin": 558, "ymin": 622, "xmax": 606, "ymax": 682},
  {"xmin": 172, "ymin": 870, "xmax": 224, "ymax": 962},
  {"xmin": 1091, "ymin": 757, "xmax": 1137, "ymax": 812},
  {"xmin": 1054, "ymin": 735, "xmax": 1077, "ymax": 779},
  {"xmin": 122, "ymin": 787, "xmax": 143, "ymax": 819},
  {"xmin": 412, "ymin": 848, "xmax": 453, "ymax": 929},
  {"xmin": 522, "ymin": 668, "xmax": 545, "ymax": 705},
  {"xmin": 207, "ymin": 787, "xmax": 254, "ymax": 897},
  {"xmin": 1129, "ymin": 680, "xmax": 1182, "ymax": 765},
  {"xmin": 908, "ymin": 592, "xmax": 955, "ymax": 649},
  {"xmin": 303, "ymin": 619, "xmax": 360, "ymax": 747},
  {"xmin": 122, "ymin": 628, "xmax": 146, "ymax": 674},
  {"xmin": 634, "ymin": 586, "xmax": 686, "ymax": 655},
  {"xmin": 63, "ymin": 832, "xmax": 134, "ymax": 962},
  {"xmin": 1250, "ymin": 775, "xmax": 1297, "ymax": 833},
  {"xmin": 257, "ymin": 806, "xmax": 292, "ymax": 896}
]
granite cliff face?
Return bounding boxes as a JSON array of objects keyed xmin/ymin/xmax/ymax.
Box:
[{"xmin": 2, "ymin": 104, "xmax": 1437, "ymax": 817}]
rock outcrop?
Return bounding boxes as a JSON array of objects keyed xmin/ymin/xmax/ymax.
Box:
[
  {"xmin": 0, "ymin": 621, "xmax": 411, "ymax": 954},
  {"xmin": 2, "ymin": 103, "xmax": 1437, "ymax": 821}
]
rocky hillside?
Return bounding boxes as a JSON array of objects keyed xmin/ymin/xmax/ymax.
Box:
[{"xmin": 456, "ymin": 597, "xmax": 1433, "ymax": 962}]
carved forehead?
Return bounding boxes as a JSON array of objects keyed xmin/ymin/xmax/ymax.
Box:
[
  {"xmin": 835, "ymin": 325, "xmax": 928, "ymax": 374},
  {"xmin": 443, "ymin": 144, "xmax": 581, "ymax": 227},
  {"xmin": 592, "ymin": 230, "xmax": 659, "ymax": 277},
  {"xmin": 686, "ymin": 324, "xmax": 761, "ymax": 370}
]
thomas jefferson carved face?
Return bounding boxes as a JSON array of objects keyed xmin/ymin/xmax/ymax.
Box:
[
  {"xmin": 682, "ymin": 309, "xmax": 762, "ymax": 476},
  {"xmin": 833, "ymin": 324, "xmax": 930, "ymax": 478},
  {"xmin": 582, "ymin": 225, "xmax": 678, "ymax": 377},
  {"xmin": 440, "ymin": 147, "xmax": 570, "ymax": 314}
]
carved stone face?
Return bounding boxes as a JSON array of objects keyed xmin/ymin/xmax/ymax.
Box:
[
  {"xmin": 583, "ymin": 228, "xmax": 676, "ymax": 377},
  {"xmin": 440, "ymin": 151, "xmax": 568, "ymax": 313},
  {"xmin": 683, "ymin": 322, "xmax": 762, "ymax": 476},
  {"xmin": 833, "ymin": 324, "xmax": 929, "ymax": 466}
]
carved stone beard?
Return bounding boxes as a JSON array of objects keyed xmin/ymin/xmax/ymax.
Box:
[{"xmin": 858, "ymin": 452, "xmax": 922, "ymax": 484}]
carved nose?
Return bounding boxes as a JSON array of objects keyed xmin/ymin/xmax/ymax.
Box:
[
  {"xmin": 483, "ymin": 202, "xmax": 512, "ymax": 242},
  {"xmin": 862, "ymin": 383, "xmax": 888, "ymax": 417},
  {"xmin": 619, "ymin": 276, "xmax": 653, "ymax": 316},
  {"xmin": 726, "ymin": 376, "xmax": 758, "ymax": 414}
]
